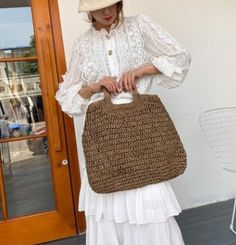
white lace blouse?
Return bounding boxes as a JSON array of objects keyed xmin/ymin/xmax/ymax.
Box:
[{"xmin": 55, "ymin": 13, "xmax": 191, "ymax": 117}]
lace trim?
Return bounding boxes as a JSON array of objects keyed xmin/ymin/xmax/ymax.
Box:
[
  {"xmin": 71, "ymin": 14, "xmax": 190, "ymax": 88},
  {"xmin": 115, "ymin": 19, "xmax": 132, "ymax": 75},
  {"xmin": 139, "ymin": 14, "xmax": 186, "ymax": 55}
]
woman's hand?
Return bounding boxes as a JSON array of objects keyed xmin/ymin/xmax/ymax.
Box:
[
  {"xmin": 118, "ymin": 65, "xmax": 160, "ymax": 92},
  {"xmin": 118, "ymin": 68, "xmax": 144, "ymax": 92},
  {"xmin": 91, "ymin": 76, "xmax": 122, "ymax": 94}
]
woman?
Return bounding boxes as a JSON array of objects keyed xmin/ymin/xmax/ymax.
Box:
[{"xmin": 56, "ymin": 0, "xmax": 191, "ymax": 244}]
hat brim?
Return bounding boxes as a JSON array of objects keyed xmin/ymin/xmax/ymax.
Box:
[{"xmin": 78, "ymin": 0, "xmax": 122, "ymax": 12}]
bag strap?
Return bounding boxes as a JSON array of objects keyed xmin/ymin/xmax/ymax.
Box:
[{"xmin": 102, "ymin": 87, "xmax": 140, "ymax": 110}]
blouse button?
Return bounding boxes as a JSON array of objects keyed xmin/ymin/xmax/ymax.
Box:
[
  {"xmin": 106, "ymin": 34, "xmax": 111, "ymax": 39},
  {"xmin": 108, "ymin": 50, "xmax": 113, "ymax": 56}
]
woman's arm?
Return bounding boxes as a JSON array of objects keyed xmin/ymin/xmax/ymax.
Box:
[
  {"xmin": 118, "ymin": 64, "xmax": 161, "ymax": 92},
  {"xmin": 55, "ymin": 41, "xmax": 93, "ymax": 117},
  {"xmin": 137, "ymin": 14, "xmax": 191, "ymax": 89},
  {"xmin": 138, "ymin": 64, "xmax": 161, "ymax": 77}
]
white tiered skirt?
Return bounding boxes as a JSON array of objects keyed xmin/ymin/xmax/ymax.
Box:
[{"xmin": 78, "ymin": 167, "xmax": 185, "ymax": 245}]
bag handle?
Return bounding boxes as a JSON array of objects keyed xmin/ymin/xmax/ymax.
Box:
[{"xmin": 103, "ymin": 87, "xmax": 140, "ymax": 110}]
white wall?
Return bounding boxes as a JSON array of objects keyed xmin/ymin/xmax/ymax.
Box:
[{"xmin": 58, "ymin": 0, "xmax": 236, "ymax": 210}]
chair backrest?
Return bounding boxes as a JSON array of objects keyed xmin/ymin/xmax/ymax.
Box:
[{"xmin": 199, "ymin": 107, "xmax": 236, "ymax": 174}]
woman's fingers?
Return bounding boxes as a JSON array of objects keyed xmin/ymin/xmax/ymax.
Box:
[
  {"xmin": 107, "ymin": 77, "xmax": 117, "ymax": 92},
  {"xmin": 126, "ymin": 73, "xmax": 131, "ymax": 91},
  {"xmin": 128, "ymin": 72, "xmax": 134, "ymax": 91},
  {"xmin": 124, "ymin": 73, "xmax": 129, "ymax": 91},
  {"xmin": 118, "ymin": 77, "xmax": 124, "ymax": 90},
  {"xmin": 131, "ymin": 72, "xmax": 136, "ymax": 90},
  {"xmin": 109, "ymin": 77, "xmax": 120, "ymax": 93},
  {"xmin": 100, "ymin": 80, "xmax": 112, "ymax": 92},
  {"xmin": 128, "ymin": 71, "xmax": 137, "ymax": 90},
  {"xmin": 98, "ymin": 70, "xmax": 139, "ymax": 94},
  {"xmin": 120, "ymin": 71, "xmax": 137, "ymax": 92},
  {"xmin": 112, "ymin": 78, "xmax": 120, "ymax": 93},
  {"xmin": 100, "ymin": 77, "xmax": 120, "ymax": 93},
  {"xmin": 100, "ymin": 74, "xmax": 137, "ymax": 94},
  {"xmin": 105, "ymin": 79, "xmax": 116, "ymax": 92}
]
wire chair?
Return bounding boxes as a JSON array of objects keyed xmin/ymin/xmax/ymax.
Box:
[{"xmin": 199, "ymin": 107, "xmax": 236, "ymax": 234}]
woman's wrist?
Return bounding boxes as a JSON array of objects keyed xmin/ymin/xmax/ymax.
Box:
[
  {"xmin": 136, "ymin": 67, "xmax": 146, "ymax": 78},
  {"xmin": 78, "ymin": 84, "xmax": 95, "ymax": 99},
  {"xmin": 88, "ymin": 84, "xmax": 96, "ymax": 95},
  {"xmin": 89, "ymin": 80, "xmax": 102, "ymax": 94},
  {"xmin": 138, "ymin": 64, "xmax": 160, "ymax": 77}
]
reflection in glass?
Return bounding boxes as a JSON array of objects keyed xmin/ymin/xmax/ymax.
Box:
[
  {"xmin": 1, "ymin": 138, "xmax": 55, "ymax": 218},
  {"xmin": 0, "ymin": 7, "xmax": 35, "ymax": 58},
  {"xmin": 0, "ymin": 42, "xmax": 36, "ymax": 59},
  {"xmin": 0, "ymin": 60, "xmax": 38, "ymax": 78},
  {"xmin": 0, "ymin": 61, "xmax": 44, "ymax": 139}
]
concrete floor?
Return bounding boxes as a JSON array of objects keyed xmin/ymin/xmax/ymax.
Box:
[
  {"xmin": 1, "ymin": 151, "xmax": 236, "ymax": 245},
  {"xmin": 42, "ymin": 199, "xmax": 236, "ymax": 245}
]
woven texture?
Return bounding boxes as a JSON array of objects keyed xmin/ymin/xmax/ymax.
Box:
[{"xmin": 82, "ymin": 90, "xmax": 187, "ymax": 193}]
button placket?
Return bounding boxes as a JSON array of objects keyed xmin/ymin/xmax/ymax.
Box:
[
  {"xmin": 104, "ymin": 34, "xmax": 118, "ymax": 77},
  {"xmin": 105, "ymin": 34, "xmax": 113, "ymax": 56}
]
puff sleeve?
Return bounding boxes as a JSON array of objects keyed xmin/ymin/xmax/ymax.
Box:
[
  {"xmin": 138, "ymin": 14, "xmax": 191, "ymax": 88},
  {"xmin": 55, "ymin": 41, "xmax": 90, "ymax": 117}
]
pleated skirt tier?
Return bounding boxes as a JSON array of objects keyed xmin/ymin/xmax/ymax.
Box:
[{"xmin": 79, "ymin": 167, "xmax": 185, "ymax": 245}]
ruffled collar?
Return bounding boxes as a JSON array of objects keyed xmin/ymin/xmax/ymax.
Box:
[{"xmin": 91, "ymin": 19, "xmax": 124, "ymax": 36}]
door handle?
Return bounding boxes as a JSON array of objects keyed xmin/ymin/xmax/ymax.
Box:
[{"xmin": 61, "ymin": 159, "xmax": 69, "ymax": 166}]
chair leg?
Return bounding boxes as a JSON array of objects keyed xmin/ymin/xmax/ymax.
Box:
[{"xmin": 230, "ymin": 197, "xmax": 236, "ymax": 234}]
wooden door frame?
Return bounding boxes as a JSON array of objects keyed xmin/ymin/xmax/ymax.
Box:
[
  {"xmin": 0, "ymin": 0, "xmax": 82, "ymax": 243},
  {"xmin": 47, "ymin": 0, "xmax": 86, "ymax": 234}
]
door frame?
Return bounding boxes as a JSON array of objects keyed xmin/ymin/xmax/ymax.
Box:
[
  {"xmin": 48, "ymin": 0, "xmax": 86, "ymax": 234},
  {"xmin": 0, "ymin": 0, "xmax": 80, "ymax": 245},
  {"xmin": 0, "ymin": 0, "xmax": 85, "ymax": 243}
]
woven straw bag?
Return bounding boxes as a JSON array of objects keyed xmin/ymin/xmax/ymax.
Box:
[{"xmin": 82, "ymin": 89, "xmax": 187, "ymax": 193}]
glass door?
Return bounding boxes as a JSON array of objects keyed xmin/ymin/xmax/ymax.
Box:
[{"xmin": 0, "ymin": 0, "xmax": 76, "ymax": 244}]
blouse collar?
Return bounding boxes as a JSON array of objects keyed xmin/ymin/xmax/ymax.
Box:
[{"xmin": 91, "ymin": 19, "xmax": 123, "ymax": 36}]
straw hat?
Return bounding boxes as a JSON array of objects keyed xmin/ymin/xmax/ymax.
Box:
[{"xmin": 79, "ymin": 0, "xmax": 122, "ymax": 12}]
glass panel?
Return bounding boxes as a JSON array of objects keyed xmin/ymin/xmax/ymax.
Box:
[
  {"xmin": 0, "ymin": 6, "xmax": 36, "ymax": 58},
  {"xmin": 0, "ymin": 61, "xmax": 43, "ymax": 139},
  {"xmin": 0, "ymin": 1, "xmax": 56, "ymax": 221},
  {"xmin": 1, "ymin": 137, "xmax": 55, "ymax": 218}
]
